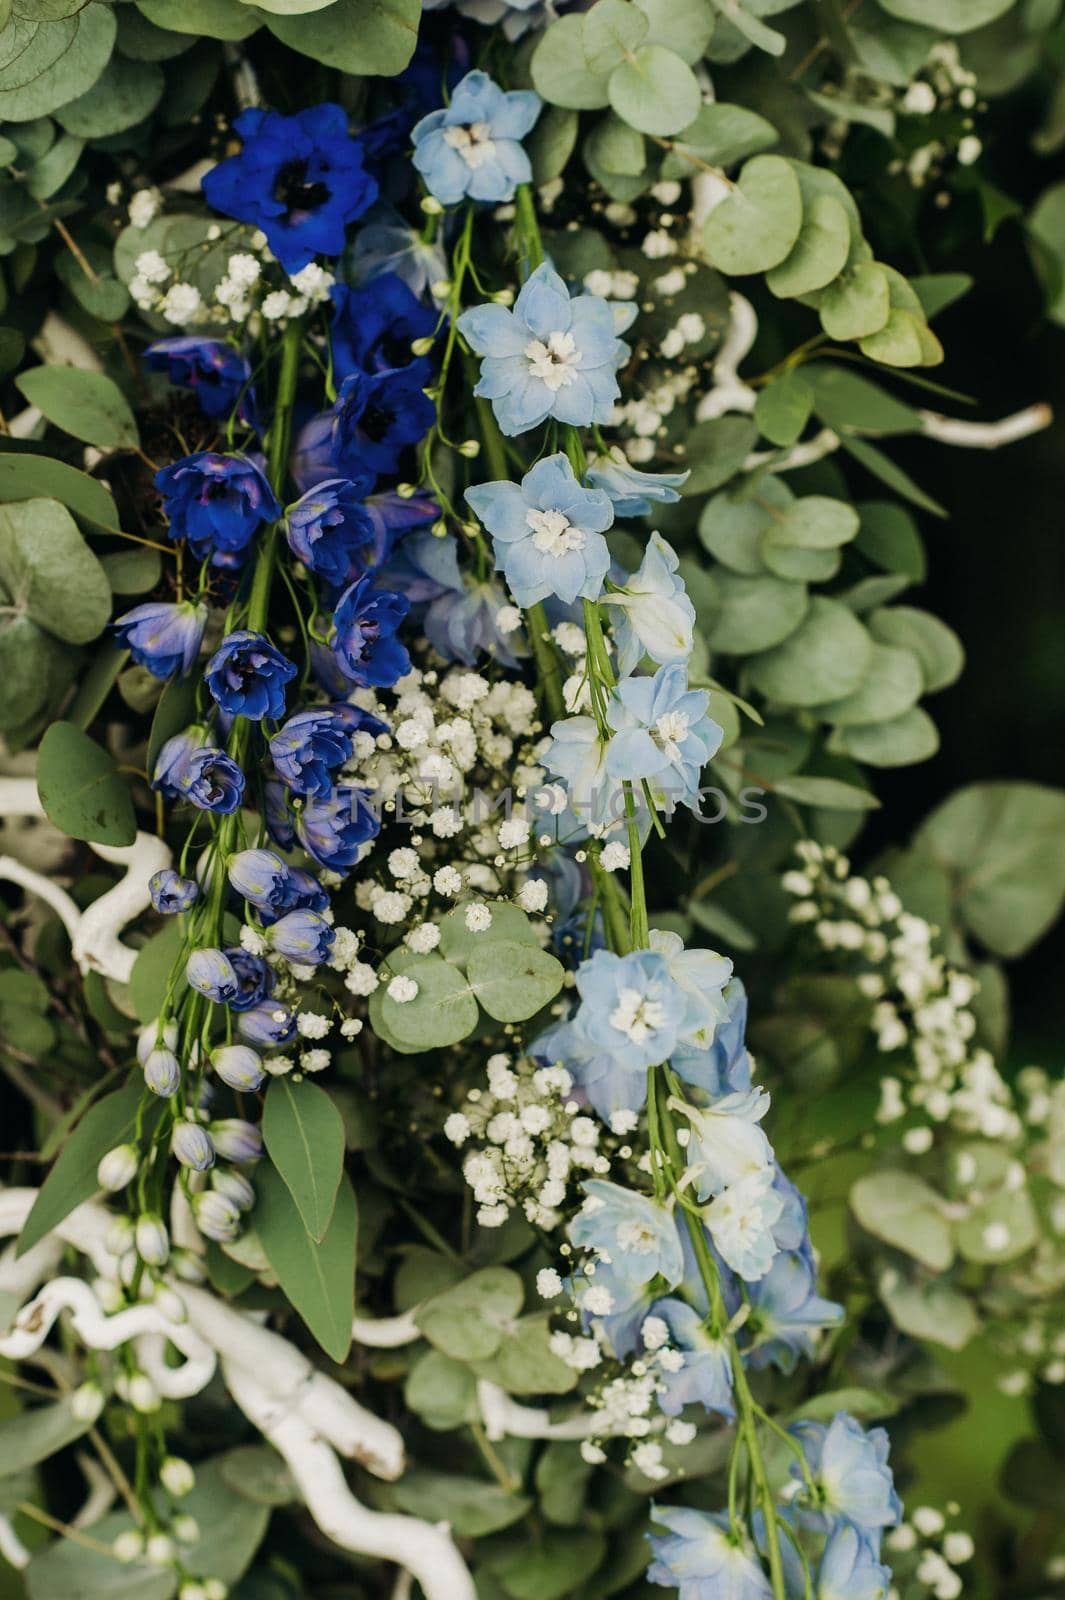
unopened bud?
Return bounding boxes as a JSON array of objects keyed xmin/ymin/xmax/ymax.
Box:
[
  {"xmin": 431, "ymin": 518, "xmax": 448, "ymax": 538},
  {"xmin": 71, "ymin": 1381, "xmax": 105, "ymax": 1424},
  {"xmin": 492, "ymin": 288, "xmax": 515, "ymax": 306},
  {"xmin": 160, "ymin": 1456, "xmax": 195, "ymax": 1497},
  {"xmin": 411, "ymin": 336, "xmax": 435, "ymax": 356},
  {"xmin": 457, "ymin": 439, "xmax": 480, "ymax": 458},
  {"xmin": 97, "ymin": 1144, "xmax": 139, "ymax": 1192},
  {"xmin": 430, "ymin": 279, "xmax": 452, "ymax": 298},
  {"xmin": 113, "ymin": 1531, "xmax": 144, "ymax": 1563},
  {"xmin": 396, "ymin": 481, "xmax": 417, "ymax": 499},
  {"xmin": 135, "ymin": 1214, "xmax": 170, "ymax": 1267},
  {"xmin": 204, "ymin": 1582, "xmax": 228, "ymax": 1600},
  {"xmin": 420, "ymin": 195, "xmax": 444, "ymax": 215},
  {"xmin": 173, "ymin": 1515, "xmax": 200, "ymax": 1546},
  {"xmin": 146, "ymin": 1533, "xmax": 175, "ymax": 1566},
  {"xmin": 129, "ymin": 1373, "xmax": 161, "ymax": 1414}
]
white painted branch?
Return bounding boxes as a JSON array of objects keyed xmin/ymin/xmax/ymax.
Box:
[
  {"xmin": 0, "ymin": 1515, "xmax": 30, "ymax": 1570},
  {"xmin": 134, "ymin": 1330, "xmax": 217, "ymax": 1400},
  {"xmin": 72, "ymin": 1453, "xmax": 117, "ymax": 1531},
  {"xmin": 743, "ymin": 428, "xmax": 841, "ymax": 474},
  {"xmin": 0, "ymin": 779, "xmax": 172, "ymax": 983},
  {"xmin": 0, "ymin": 1233, "xmax": 63, "ymax": 1308},
  {"xmin": 917, "ymin": 402, "xmax": 1052, "ymax": 448},
  {"xmin": 351, "ymin": 1310, "xmax": 421, "ymax": 1348},
  {"xmin": 225, "ymin": 1363, "xmax": 477, "ymax": 1600},
  {"xmin": 477, "ymin": 1381, "xmax": 598, "ymax": 1443},
  {"xmin": 695, "ymin": 293, "xmax": 758, "ymax": 421}
]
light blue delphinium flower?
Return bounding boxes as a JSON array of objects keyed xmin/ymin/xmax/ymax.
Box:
[
  {"xmin": 601, "ymin": 532, "xmax": 696, "ymax": 677},
  {"xmin": 605, "ymin": 663, "xmax": 724, "ymax": 814},
  {"xmin": 586, "ymin": 448, "xmax": 689, "ymax": 518},
  {"xmin": 532, "ymin": 1013, "xmax": 648, "ymax": 1123},
  {"xmin": 465, "ymin": 452, "xmax": 613, "ymax": 606},
  {"xmin": 738, "ymin": 1248, "xmax": 837, "ymax": 1376},
  {"xmin": 412, "ymin": 70, "xmax": 541, "ymax": 206},
  {"xmin": 457, "ymin": 262, "xmax": 633, "ymax": 436},
  {"xmin": 542, "ymin": 716, "xmax": 625, "ymax": 828},
  {"xmin": 817, "ymin": 1522, "xmax": 892, "ymax": 1600},
  {"xmin": 702, "ymin": 1167, "xmax": 784, "ymax": 1282},
  {"xmin": 648, "ymin": 1507, "xmax": 773, "ymax": 1600},
  {"xmin": 570, "ymin": 1179, "xmax": 684, "ymax": 1289},
  {"xmin": 648, "ymin": 930, "xmax": 733, "ymax": 1052},
  {"xmin": 648, "ymin": 1297, "xmax": 735, "ymax": 1418},
  {"xmin": 791, "ymin": 1413, "xmax": 903, "ymax": 1534},
  {"xmin": 671, "ymin": 978, "xmax": 753, "ymax": 1099},
  {"xmin": 671, "ymin": 1088, "xmax": 774, "ymax": 1201},
  {"xmin": 574, "ymin": 948, "xmax": 690, "ymax": 1072}
]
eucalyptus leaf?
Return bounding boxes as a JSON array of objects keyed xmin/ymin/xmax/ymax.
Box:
[
  {"xmin": 703, "ymin": 154, "xmax": 803, "ymax": 275},
  {"xmin": 36, "ymin": 719, "xmax": 137, "ymax": 846},
  {"xmin": 746, "ymin": 597, "xmax": 873, "ymax": 706},
  {"xmin": 829, "ymin": 706, "xmax": 939, "ymax": 767},
  {"xmin": 0, "ymin": 496, "xmax": 111, "ymax": 642},
  {"xmin": 608, "ymin": 44, "xmax": 701, "ymax": 138},
  {"xmin": 467, "ymin": 940, "xmax": 565, "ymax": 1022},
  {"xmin": 416, "ymin": 1267, "xmax": 524, "ymax": 1362},
  {"xmin": 255, "ymin": 1165, "xmax": 357, "ymax": 1363},
  {"xmin": 17, "ymin": 1083, "xmax": 150, "ymax": 1257},
  {"xmin": 262, "ymin": 1077, "xmax": 346, "ymax": 1243},
  {"xmin": 264, "ymin": 0, "xmax": 420, "ymax": 76},
  {"xmin": 15, "ymin": 367, "xmax": 139, "ymax": 450},
  {"xmin": 851, "ymin": 1171, "xmax": 955, "ymax": 1271}
]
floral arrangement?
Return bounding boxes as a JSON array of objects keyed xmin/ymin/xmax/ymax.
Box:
[{"xmin": 0, "ymin": 6, "xmax": 1064, "ymax": 1600}]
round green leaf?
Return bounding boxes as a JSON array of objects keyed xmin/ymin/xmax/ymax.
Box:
[
  {"xmin": 134, "ymin": 0, "xmax": 261, "ymax": 39},
  {"xmin": 765, "ymin": 495, "xmax": 860, "ymax": 550},
  {"xmin": 820, "ymin": 262, "xmax": 892, "ymax": 340},
  {"xmin": 467, "ymin": 939, "xmax": 565, "ymax": 1022},
  {"xmin": 753, "ymin": 370, "xmax": 814, "ymax": 447},
  {"xmin": 829, "ymin": 705, "xmax": 939, "ymax": 767},
  {"xmin": 746, "ymin": 596, "xmax": 873, "ymax": 706},
  {"xmin": 416, "ymin": 1267, "xmax": 525, "ymax": 1362},
  {"xmin": 393, "ymin": 1471, "xmax": 532, "ymax": 1537},
  {"xmin": 699, "ymin": 480, "xmax": 793, "ymax": 576},
  {"xmin": 582, "ymin": 0, "xmax": 648, "ymax": 75},
  {"xmin": 377, "ymin": 951, "xmax": 479, "ymax": 1049},
  {"xmin": 705, "ymin": 570, "xmax": 808, "ymax": 654},
  {"xmin": 767, "ymin": 193, "xmax": 851, "ymax": 298},
  {"xmin": 634, "ymin": 0, "xmax": 715, "ymax": 63},
  {"xmin": 0, "ymin": 497, "xmax": 112, "ymax": 643},
  {"xmin": 264, "ymin": 0, "xmax": 420, "ymax": 76},
  {"xmin": 703, "ymin": 154, "xmax": 803, "ymax": 276},
  {"xmin": 608, "ymin": 44, "xmax": 700, "ymax": 138},
  {"xmin": 0, "ymin": 5, "xmax": 117, "ymax": 122},
  {"xmin": 56, "ymin": 53, "xmax": 164, "ymax": 136},
  {"xmin": 660, "ymin": 102, "xmax": 777, "ymax": 178},
  {"xmin": 532, "ymin": 13, "xmax": 611, "ymax": 109},
  {"xmin": 851, "ymin": 1170, "xmax": 954, "ymax": 1272},
  {"xmin": 867, "ymin": 605, "xmax": 964, "ymax": 691},
  {"xmin": 36, "ymin": 720, "xmax": 137, "ymax": 846},
  {"xmin": 877, "ymin": 0, "xmax": 1015, "ymax": 31},
  {"xmin": 0, "ymin": 615, "xmax": 62, "ymax": 731},
  {"xmin": 438, "ymin": 901, "xmax": 539, "ymax": 966},
  {"xmin": 816, "ymin": 643, "xmax": 924, "ymax": 726}
]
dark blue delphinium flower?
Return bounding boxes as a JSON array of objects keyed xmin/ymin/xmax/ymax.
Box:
[
  {"xmin": 156, "ymin": 453, "xmax": 281, "ymax": 568},
  {"xmin": 113, "ymin": 600, "xmax": 207, "ymax": 680},
  {"xmin": 144, "ymin": 337, "xmax": 257, "ymax": 428},
  {"xmin": 151, "ymin": 732, "xmax": 245, "ymax": 814},
  {"xmin": 223, "ymin": 947, "xmax": 274, "ymax": 1013},
  {"xmin": 330, "ymin": 365, "xmax": 435, "ymax": 478},
  {"xmin": 149, "ymin": 868, "xmax": 199, "ymax": 915},
  {"xmin": 269, "ymin": 707, "xmax": 354, "ymax": 799},
  {"xmin": 202, "ymin": 103, "xmax": 378, "ymax": 273},
  {"xmin": 332, "ymin": 575, "xmax": 411, "ymax": 687},
  {"xmin": 296, "ymin": 785, "xmax": 379, "ymax": 872},
  {"xmin": 285, "ymin": 475, "xmax": 378, "ymax": 586},
  {"xmin": 227, "ymin": 847, "xmax": 294, "ymax": 911},
  {"xmin": 205, "ymin": 630, "xmax": 297, "ymax": 721},
  {"xmin": 329, "ymin": 273, "xmax": 437, "ymax": 382}
]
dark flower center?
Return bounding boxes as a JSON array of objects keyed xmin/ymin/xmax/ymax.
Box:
[
  {"xmin": 360, "ymin": 402, "xmax": 395, "ymax": 443},
  {"xmin": 274, "ymin": 158, "xmax": 331, "ymax": 219}
]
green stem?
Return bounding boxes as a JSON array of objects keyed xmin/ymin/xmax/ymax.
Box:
[
  {"xmin": 247, "ymin": 317, "xmax": 303, "ymax": 635},
  {"xmin": 515, "ymin": 184, "xmax": 544, "ymax": 269}
]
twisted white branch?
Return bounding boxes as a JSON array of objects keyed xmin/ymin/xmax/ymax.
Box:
[{"xmin": 0, "ymin": 779, "xmax": 172, "ymax": 983}]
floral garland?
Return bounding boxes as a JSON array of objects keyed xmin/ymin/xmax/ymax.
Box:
[{"xmin": 27, "ymin": 71, "xmax": 919, "ymax": 1600}]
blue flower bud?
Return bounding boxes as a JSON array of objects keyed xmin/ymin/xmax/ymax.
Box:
[
  {"xmin": 135, "ymin": 1214, "xmax": 170, "ymax": 1267},
  {"xmin": 113, "ymin": 600, "xmax": 208, "ymax": 680},
  {"xmin": 227, "ymin": 848, "xmax": 293, "ymax": 908},
  {"xmin": 237, "ymin": 1000, "xmax": 297, "ymax": 1047},
  {"xmin": 186, "ymin": 948, "xmax": 239, "ymax": 1004},
  {"xmin": 171, "ymin": 1121, "xmax": 216, "ymax": 1172},
  {"xmin": 208, "ymin": 1118, "xmax": 263, "ymax": 1162},
  {"xmin": 266, "ymin": 908, "xmax": 335, "ymax": 966},
  {"xmin": 144, "ymin": 1048, "xmax": 181, "ymax": 1098},
  {"xmin": 210, "ymin": 1045, "xmax": 265, "ymax": 1091},
  {"xmin": 269, "ymin": 707, "xmax": 355, "ymax": 799},
  {"xmin": 191, "ymin": 1190, "xmax": 241, "ymax": 1243},
  {"xmin": 211, "ymin": 1169, "xmax": 256, "ymax": 1212}
]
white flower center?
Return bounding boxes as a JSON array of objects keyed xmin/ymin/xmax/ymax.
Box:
[
  {"xmin": 653, "ymin": 710, "xmax": 689, "ymax": 761},
  {"xmin": 610, "ymin": 986, "xmax": 666, "ymax": 1044},
  {"xmin": 526, "ymin": 506, "xmax": 586, "ymax": 557},
  {"xmin": 617, "ymin": 1219, "xmax": 659, "ymax": 1255},
  {"xmin": 443, "ymin": 121, "xmax": 497, "ymax": 170},
  {"xmin": 525, "ymin": 329, "xmax": 579, "ymax": 391}
]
